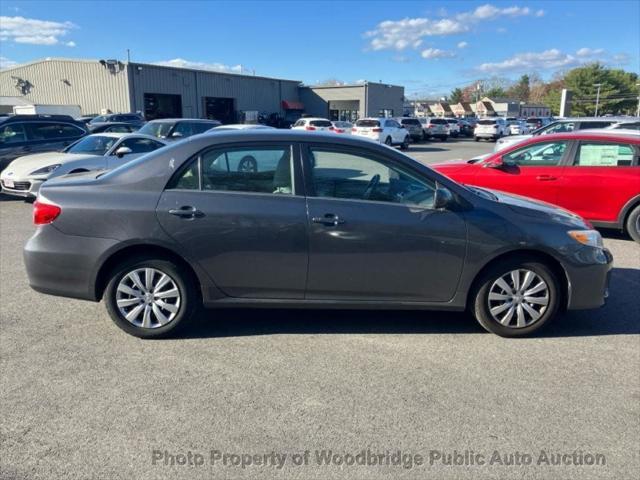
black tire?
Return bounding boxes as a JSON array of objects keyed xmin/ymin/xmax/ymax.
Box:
[
  {"xmin": 474, "ymin": 137, "xmax": 480, "ymax": 142},
  {"xmin": 421, "ymin": 131, "xmax": 427, "ymax": 141},
  {"xmin": 400, "ymin": 136, "xmax": 410, "ymax": 150},
  {"xmin": 625, "ymin": 205, "xmax": 640, "ymax": 243},
  {"xmin": 384, "ymin": 136, "xmax": 392, "ymax": 146},
  {"xmin": 104, "ymin": 256, "xmax": 200, "ymax": 338},
  {"xmin": 471, "ymin": 256, "xmax": 561, "ymax": 337},
  {"xmin": 440, "ymin": 136, "xmax": 447, "ymax": 142}
]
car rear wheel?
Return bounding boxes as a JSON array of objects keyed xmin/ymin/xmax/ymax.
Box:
[
  {"xmin": 104, "ymin": 257, "xmax": 199, "ymax": 338},
  {"xmin": 625, "ymin": 205, "xmax": 640, "ymax": 243},
  {"xmin": 384, "ymin": 136, "xmax": 392, "ymax": 146},
  {"xmin": 471, "ymin": 257, "xmax": 560, "ymax": 337}
]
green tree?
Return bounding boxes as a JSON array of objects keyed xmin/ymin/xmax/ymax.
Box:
[
  {"xmin": 545, "ymin": 63, "xmax": 638, "ymax": 116},
  {"xmin": 485, "ymin": 87, "xmax": 507, "ymax": 98},
  {"xmin": 506, "ymin": 74, "xmax": 531, "ymax": 102},
  {"xmin": 449, "ymin": 87, "xmax": 464, "ymax": 103}
]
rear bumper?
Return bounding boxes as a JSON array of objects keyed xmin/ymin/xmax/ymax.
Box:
[
  {"xmin": 24, "ymin": 225, "xmax": 118, "ymax": 301},
  {"xmin": 565, "ymin": 247, "xmax": 613, "ymax": 310}
]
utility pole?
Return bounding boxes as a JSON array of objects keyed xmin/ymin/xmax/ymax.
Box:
[
  {"xmin": 593, "ymin": 83, "xmax": 602, "ymax": 117},
  {"xmin": 126, "ymin": 49, "xmax": 131, "ymax": 63},
  {"xmin": 636, "ymin": 82, "xmax": 640, "ymax": 117}
]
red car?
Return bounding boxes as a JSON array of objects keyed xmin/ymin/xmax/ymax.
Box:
[{"xmin": 432, "ymin": 131, "xmax": 640, "ymax": 242}]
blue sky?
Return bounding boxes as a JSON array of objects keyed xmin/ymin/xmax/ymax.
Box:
[{"xmin": 1, "ymin": 1, "xmax": 638, "ymax": 97}]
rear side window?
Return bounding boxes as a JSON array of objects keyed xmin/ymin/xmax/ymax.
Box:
[
  {"xmin": 574, "ymin": 143, "xmax": 636, "ymax": 166},
  {"xmin": 356, "ymin": 120, "xmax": 380, "ymax": 128},
  {"xmin": 578, "ymin": 122, "xmax": 613, "ymax": 130},
  {"xmin": 293, "ymin": 119, "xmax": 306, "ymax": 127},
  {"xmin": 169, "ymin": 146, "xmax": 293, "ymax": 195},
  {"xmin": 0, "ymin": 123, "xmax": 27, "ymax": 144},
  {"xmin": 25, "ymin": 123, "xmax": 84, "ymax": 140},
  {"xmin": 401, "ymin": 119, "xmax": 421, "ymax": 126},
  {"xmin": 192, "ymin": 122, "xmax": 217, "ymax": 134}
]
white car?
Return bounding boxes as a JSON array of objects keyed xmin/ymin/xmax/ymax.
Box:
[
  {"xmin": 419, "ymin": 117, "xmax": 449, "ymax": 141},
  {"xmin": 291, "ymin": 117, "xmax": 333, "ymax": 131},
  {"xmin": 494, "ymin": 116, "xmax": 631, "ymax": 152},
  {"xmin": 0, "ymin": 132, "xmax": 166, "ymax": 198},
  {"xmin": 474, "ymin": 118, "xmax": 509, "ymax": 141},
  {"xmin": 444, "ymin": 118, "xmax": 461, "ymax": 137},
  {"xmin": 330, "ymin": 121, "xmax": 353, "ymax": 134},
  {"xmin": 351, "ymin": 118, "xmax": 410, "ymax": 149},
  {"xmin": 507, "ymin": 119, "xmax": 530, "ymax": 135}
]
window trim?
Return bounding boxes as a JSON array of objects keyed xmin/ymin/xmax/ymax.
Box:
[
  {"xmin": 301, "ymin": 143, "xmax": 438, "ymax": 209},
  {"xmin": 572, "ymin": 140, "xmax": 639, "ymax": 167},
  {"xmin": 164, "ymin": 141, "xmax": 303, "ymax": 196}
]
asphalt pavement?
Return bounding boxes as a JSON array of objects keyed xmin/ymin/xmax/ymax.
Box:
[{"xmin": 1, "ymin": 137, "xmax": 639, "ymax": 480}]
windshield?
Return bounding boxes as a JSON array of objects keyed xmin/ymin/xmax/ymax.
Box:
[
  {"xmin": 65, "ymin": 135, "xmax": 117, "ymax": 155},
  {"xmin": 138, "ymin": 122, "xmax": 174, "ymax": 138}
]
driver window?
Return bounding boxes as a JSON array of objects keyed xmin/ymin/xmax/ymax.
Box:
[
  {"xmin": 503, "ymin": 141, "xmax": 568, "ymax": 166},
  {"xmin": 308, "ymin": 148, "xmax": 436, "ymax": 208}
]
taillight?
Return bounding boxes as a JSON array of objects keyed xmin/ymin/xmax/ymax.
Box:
[
  {"xmin": 329, "ymin": 126, "xmax": 335, "ymax": 130},
  {"xmin": 372, "ymin": 128, "xmax": 382, "ymax": 132},
  {"xmin": 352, "ymin": 127, "xmax": 357, "ymax": 132},
  {"xmin": 33, "ymin": 199, "xmax": 61, "ymax": 225},
  {"xmin": 334, "ymin": 128, "xmax": 344, "ymax": 133},
  {"xmin": 305, "ymin": 126, "xmax": 316, "ymax": 131}
]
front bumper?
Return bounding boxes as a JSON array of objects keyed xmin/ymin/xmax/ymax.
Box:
[
  {"xmin": 565, "ymin": 247, "xmax": 613, "ymax": 310},
  {"xmin": 0, "ymin": 177, "xmax": 43, "ymax": 198}
]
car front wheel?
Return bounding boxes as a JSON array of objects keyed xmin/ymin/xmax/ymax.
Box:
[
  {"xmin": 104, "ymin": 256, "xmax": 199, "ymax": 338},
  {"xmin": 626, "ymin": 205, "xmax": 640, "ymax": 243},
  {"xmin": 471, "ymin": 257, "xmax": 560, "ymax": 337},
  {"xmin": 400, "ymin": 136, "xmax": 410, "ymax": 150}
]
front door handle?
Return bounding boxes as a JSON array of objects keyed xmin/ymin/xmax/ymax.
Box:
[
  {"xmin": 312, "ymin": 213, "xmax": 345, "ymax": 227},
  {"xmin": 168, "ymin": 206, "xmax": 203, "ymax": 218},
  {"xmin": 536, "ymin": 175, "xmax": 557, "ymax": 181}
]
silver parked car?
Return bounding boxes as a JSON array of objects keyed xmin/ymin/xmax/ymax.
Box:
[
  {"xmin": 24, "ymin": 130, "xmax": 612, "ymax": 339},
  {"xmin": 0, "ymin": 133, "xmax": 167, "ymax": 198}
]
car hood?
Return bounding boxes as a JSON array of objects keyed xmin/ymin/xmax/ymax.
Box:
[
  {"xmin": 3, "ymin": 152, "xmax": 98, "ymax": 176},
  {"xmin": 480, "ymin": 187, "xmax": 588, "ymax": 228},
  {"xmin": 430, "ymin": 158, "xmax": 474, "ymax": 175}
]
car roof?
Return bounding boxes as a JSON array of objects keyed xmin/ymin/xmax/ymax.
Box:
[
  {"xmin": 510, "ymin": 131, "xmax": 640, "ymax": 145},
  {"xmin": 210, "ymin": 124, "xmax": 275, "ymax": 130},
  {"xmin": 300, "ymin": 117, "xmax": 331, "ymax": 121},
  {"xmin": 552, "ymin": 116, "xmax": 632, "ymax": 122}
]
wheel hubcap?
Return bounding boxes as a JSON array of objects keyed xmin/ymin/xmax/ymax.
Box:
[
  {"xmin": 487, "ymin": 269, "xmax": 549, "ymax": 328},
  {"xmin": 116, "ymin": 268, "xmax": 181, "ymax": 329}
]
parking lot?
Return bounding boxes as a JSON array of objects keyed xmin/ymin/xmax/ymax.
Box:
[{"xmin": 1, "ymin": 137, "xmax": 639, "ymax": 480}]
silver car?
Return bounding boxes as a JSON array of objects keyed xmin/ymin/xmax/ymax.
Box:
[{"xmin": 0, "ymin": 133, "xmax": 167, "ymax": 198}]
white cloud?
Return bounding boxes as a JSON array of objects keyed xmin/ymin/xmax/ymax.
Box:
[
  {"xmin": 535, "ymin": 9, "xmax": 545, "ymax": 17},
  {"xmin": 0, "ymin": 16, "xmax": 76, "ymax": 46},
  {"xmin": 0, "ymin": 56, "xmax": 19, "ymax": 70},
  {"xmin": 475, "ymin": 48, "xmax": 618, "ymax": 73},
  {"xmin": 65, "ymin": 40, "xmax": 76, "ymax": 47},
  {"xmin": 365, "ymin": 4, "xmax": 542, "ymax": 52},
  {"xmin": 421, "ymin": 48, "xmax": 456, "ymax": 59},
  {"xmin": 457, "ymin": 41, "xmax": 468, "ymax": 48},
  {"xmin": 154, "ymin": 58, "xmax": 244, "ymax": 74}
]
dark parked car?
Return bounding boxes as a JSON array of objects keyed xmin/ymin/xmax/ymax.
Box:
[
  {"xmin": 25, "ymin": 131, "xmax": 612, "ymax": 339},
  {"xmin": 87, "ymin": 122, "xmax": 139, "ymax": 134},
  {"xmin": 88, "ymin": 113, "xmax": 145, "ymax": 130},
  {"xmin": 0, "ymin": 115, "xmax": 88, "ymax": 172},
  {"xmin": 138, "ymin": 118, "xmax": 221, "ymax": 141}
]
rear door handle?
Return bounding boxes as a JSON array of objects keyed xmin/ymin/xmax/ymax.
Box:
[
  {"xmin": 168, "ymin": 206, "xmax": 203, "ymax": 218},
  {"xmin": 536, "ymin": 175, "xmax": 557, "ymax": 181},
  {"xmin": 312, "ymin": 213, "xmax": 345, "ymax": 227}
]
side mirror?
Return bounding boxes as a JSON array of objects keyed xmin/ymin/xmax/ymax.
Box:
[
  {"xmin": 115, "ymin": 146, "xmax": 132, "ymax": 158},
  {"xmin": 483, "ymin": 157, "xmax": 504, "ymax": 168},
  {"xmin": 434, "ymin": 186, "xmax": 454, "ymax": 210},
  {"xmin": 170, "ymin": 131, "xmax": 183, "ymax": 138}
]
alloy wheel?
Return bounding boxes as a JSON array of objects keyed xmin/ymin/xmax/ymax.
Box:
[
  {"xmin": 487, "ymin": 269, "xmax": 549, "ymax": 328},
  {"xmin": 116, "ymin": 268, "xmax": 181, "ymax": 328}
]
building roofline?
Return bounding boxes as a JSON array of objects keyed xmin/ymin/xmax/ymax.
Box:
[
  {"xmin": 302, "ymin": 81, "xmax": 403, "ymax": 89},
  {"xmin": 0, "ymin": 57, "xmax": 302, "ymax": 84}
]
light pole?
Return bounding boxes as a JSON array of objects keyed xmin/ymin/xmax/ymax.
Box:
[
  {"xmin": 593, "ymin": 83, "xmax": 602, "ymax": 117},
  {"xmin": 636, "ymin": 82, "xmax": 640, "ymax": 117}
]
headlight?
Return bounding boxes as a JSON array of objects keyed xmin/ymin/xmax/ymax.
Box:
[
  {"xmin": 29, "ymin": 164, "xmax": 61, "ymax": 176},
  {"xmin": 567, "ymin": 230, "xmax": 603, "ymax": 248}
]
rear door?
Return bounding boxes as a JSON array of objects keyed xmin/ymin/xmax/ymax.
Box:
[
  {"xmin": 557, "ymin": 140, "xmax": 640, "ymax": 222},
  {"xmin": 24, "ymin": 122, "xmax": 86, "ymax": 155},
  {"xmin": 156, "ymin": 142, "xmax": 308, "ymax": 299},
  {"xmin": 303, "ymin": 144, "xmax": 467, "ymax": 302},
  {"xmin": 472, "ymin": 139, "xmax": 571, "ymax": 205}
]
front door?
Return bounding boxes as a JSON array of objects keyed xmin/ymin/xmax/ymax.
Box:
[
  {"xmin": 303, "ymin": 145, "xmax": 467, "ymax": 302},
  {"xmin": 157, "ymin": 143, "xmax": 308, "ymax": 299},
  {"xmin": 474, "ymin": 139, "xmax": 571, "ymax": 205}
]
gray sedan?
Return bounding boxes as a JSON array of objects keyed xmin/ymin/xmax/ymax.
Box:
[{"xmin": 24, "ymin": 131, "xmax": 612, "ymax": 338}]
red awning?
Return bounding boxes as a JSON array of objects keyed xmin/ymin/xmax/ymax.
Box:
[{"xmin": 282, "ymin": 100, "xmax": 304, "ymax": 110}]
